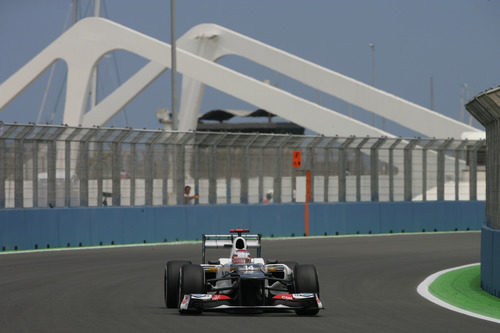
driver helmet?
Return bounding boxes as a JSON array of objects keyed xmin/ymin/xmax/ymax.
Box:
[{"xmin": 232, "ymin": 250, "xmax": 252, "ymax": 264}]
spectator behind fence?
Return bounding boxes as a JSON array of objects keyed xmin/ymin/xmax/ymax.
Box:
[
  {"xmin": 183, "ymin": 185, "xmax": 199, "ymax": 205},
  {"xmin": 264, "ymin": 189, "xmax": 273, "ymax": 204}
]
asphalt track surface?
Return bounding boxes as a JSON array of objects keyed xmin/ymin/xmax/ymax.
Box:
[{"xmin": 1, "ymin": 232, "xmax": 498, "ymax": 332}]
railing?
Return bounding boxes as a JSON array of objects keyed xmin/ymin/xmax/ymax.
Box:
[{"xmin": 0, "ymin": 123, "xmax": 486, "ymax": 208}]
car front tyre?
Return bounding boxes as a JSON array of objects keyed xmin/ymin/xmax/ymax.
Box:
[
  {"xmin": 165, "ymin": 260, "xmax": 191, "ymax": 308},
  {"xmin": 179, "ymin": 264, "xmax": 205, "ymax": 314},
  {"xmin": 293, "ymin": 264, "xmax": 320, "ymax": 316}
]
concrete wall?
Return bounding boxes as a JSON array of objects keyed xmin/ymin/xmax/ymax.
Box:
[{"xmin": 0, "ymin": 201, "xmax": 485, "ymax": 251}]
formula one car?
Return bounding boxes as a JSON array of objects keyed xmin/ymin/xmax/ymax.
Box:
[{"xmin": 163, "ymin": 229, "xmax": 323, "ymax": 315}]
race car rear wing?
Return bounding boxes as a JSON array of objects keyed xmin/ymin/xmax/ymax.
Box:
[{"xmin": 201, "ymin": 232, "xmax": 262, "ymax": 264}]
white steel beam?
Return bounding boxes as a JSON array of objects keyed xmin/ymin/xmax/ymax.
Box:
[
  {"xmin": 176, "ymin": 23, "xmax": 483, "ymax": 138},
  {"xmin": 0, "ymin": 18, "xmax": 390, "ymax": 137}
]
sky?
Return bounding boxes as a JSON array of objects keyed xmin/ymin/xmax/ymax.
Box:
[{"xmin": 0, "ymin": 0, "xmax": 499, "ymax": 137}]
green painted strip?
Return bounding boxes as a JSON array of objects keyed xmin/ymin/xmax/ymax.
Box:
[
  {"xmin": 1, "ymin": 230, "xmax": 479, "ymax": 255},
  {"xmin": 267, "ymin": 230, "xmax": 479, "ymax": 239},
  {"xmin": 429, "ymin": 265, "xmax": 500, "ymax": 319}
]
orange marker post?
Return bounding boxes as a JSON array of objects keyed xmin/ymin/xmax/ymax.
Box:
[{"xmin": 304, "ymin": 170, "xmax": 311, "ymax": 236}]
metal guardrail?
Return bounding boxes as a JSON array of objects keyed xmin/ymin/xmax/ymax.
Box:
[{"xmin": 0, "ymin": 123, "xmax": 486, "ymax": 208}]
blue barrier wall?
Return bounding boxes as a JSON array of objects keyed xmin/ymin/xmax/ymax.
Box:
[
  {"xmin": 481, "ymin": 225, "xmax": 500, "ymax": 297},
  {"xmin": 0, "ymin": 201, "xmax": 485, "ymax": 251}
]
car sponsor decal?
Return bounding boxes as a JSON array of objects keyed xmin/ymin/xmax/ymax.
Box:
[
  {"xmin": 229, "ymin": 228, "xmax": 249, "ymax": 233},
  {"xmin": 292, "ymin": 293, "xmax": 314, "ymax": 299},
  {"xmin": 316, "ymin": 295, "xmax": 324, "ymax": 308},
  {"xmin": 180, "ymin": 295, "xmax": 190, "ymax": 310},
  {"xmin": 211, "ymin": 294, "xmax": 231, "ymax": 301},
  {"xmin": 272, "ymin": 294, "xmax": 294, "ymax": 300},
  {"xmin": 191, "ymin": 294, "xmax": 212, "ymax": 300}
]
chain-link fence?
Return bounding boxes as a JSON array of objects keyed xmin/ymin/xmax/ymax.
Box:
[{"xmin": 0, "ymin": 123, "xmax": 486, "ymax": 208}]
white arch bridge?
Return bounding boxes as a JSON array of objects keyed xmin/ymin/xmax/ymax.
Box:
[{"xmin": 0, "ymin": 17, "xmax": 483, "ymax": 139}]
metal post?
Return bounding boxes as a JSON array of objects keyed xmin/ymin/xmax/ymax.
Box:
[
  {"xmin": 143, "ymin": 132, "xmax": 163, "ymax": 206},
  {"xmin": 170, "ymin": 0, "xmax": 178, "ymax": 130},
  {"xmin": 324, "ymin": 137, "xmax": 338, "ymax": 202},
  {"xmin": 225, "ymin": 135, "xmax": 239, "ymax": 204},
  {"xmin": 370, "ymin": 138, "xmax": 386, "ymax": 202},
  {"xmin": 96, "ymin": 141, "xmax": 104, "ymax": 206},
  {"xmin": 355, "ymin": 137, "xmax": 369, "ymax": 202},
  {"xmin": 421, "ymin": 140, "xmax": 436, "ymax": 202},
  {"xmin": 14, "ymin": 125, "xmax": 35, "ymax": 208},
  {"xmin": 259, "ymin": 136, "xmax": 273, "ymax": 203},
  {"xmin": 79, "ymin": 129, "xmax": 98, "ymax": 207},
  {"xmin": 437, "ymin": 139, "xmax": 454, "ymax": 201},
  {"xmin": 192, "ymin": 142, "xmax": 200, "ymax": 204},
  {"xmin": 130, "ymin": 143, "xmax": 136, "ymax": 206},
  {"xmin": 274, "ymin": 136, "xmax": 292, "ymax": 204},
  {"xmin": 338, "ymin": 137, "xmax": 355, "ymax": 202},
  {"xmin": 274, "ymin": 140, "xmax": 282, "ymax": 204},
  {"xmin": 404, "ymin": 139, "xmax": 419, "ymax": 202},
  {"xmin": 454, "ymin": 140, "xmax": 468, "ymax": 201},
  {"xmin": 0, "ymin": 139, "xmax": 4, "ymax": 208},
  {"xmin": 388, "ymin": 139, "xmax": 401, "ymax": 201},
  {"xmin": 111, "ymin": 129, "xmax": 132, "ymax": 206},
  {"xmin": 306, "ymin": 137, "xmax": 323, "ymax": 203},
  {"xmin": 209, "ymin": 134, "xmax": 226, "ymax": 204},
  {"xmin": 370, "ymin": 142, "xmax": 377, "ymax": 202},
  {"xmin": 158, "ymin": 131, "xmax": 176, "ymax": 206},
  {"xmin": 47, "ymin": 140, "xmax": 57, "ymax": 207},
  {"xmin": 64, "ymin": 140, "xmax": 71, "ymax": 207},
  {"xmin": 175, "ymin": 137, "xmax": 185, "ymax": 205},
  {"xmin": 89, "ymin": 0, "xmax": 100, "ymax": 110},
  {"xmin": 226, "ymin": 145, "xmax": 232, "ymax": 204},
  {"xmin": 241, "ymin": 135, "xmax": 259, "ymax": 204},
  {"xmin": 111, "ymin": 142, "xmax": 121, "ymax": 206},
  {"xmin": 338, "ymin": 145, "xmax": 346, "ymax": 202},
  {"xmin": 209, "ymin": 143, "xmax": 218, "ymax": 205},
  {"xmin": 259, "ymin": 146, "xmax": 264, "ymax": 203},
  {"xmin": 32, "ymin": 141, "xmax": 39, "ymax": 207},
  {"xmin": 175, "ymin": 133, "xmax": 192, "ymax": 205},
  {"xmin": 79, "ymin": 140, "xmax": 89, "ymax": 207},
  {"xmin": 369, "ymin": 43, "xmax": 376, "ymax": 126},
  {"xmin": 29, "ymin": 126, "xmax": 52, "ymax": 208},
  {"xmin": 0, "ymin": 125, "xmax": 19, "ymax": 208},
  {"xmin": 0, "ymin": 122, "xmax": 16, "ymax": 208},
  {"xmin": 144, "ymin": 143, "xmax": 153, "ymax": 206},
  {"xmin": 62, "ymin": 127, "xmax": 81, "ymax": 207},
  {"xmin": 307, "ymin": 144, "xmax": 314, "ymax": 202},
  {"xmin": 128, "ymin": 131, "xmax": 147, "ymax": 207},
  {"xmin": 14, "ymin": 138, "xmax": 23, "ymax": 208},
  {"xmin": 161, "ymin": 142, "xmax": 169, "ymax": 205},
  {"xmin": 468, "ymin": 140, "xmax": 484, "ymax": 201},
  {"xmin": 47, "ymin": 127, "xmax": 66, "ymax": 208},
  {"xmin": 94, "ymin": 129, "xmax": 115, "ymax": 207}
]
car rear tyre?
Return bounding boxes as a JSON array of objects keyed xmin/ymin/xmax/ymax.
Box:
[
  {"xmin": 293, "ymin": 264, "xmax": 320, "ymax": 316},
  {"xmin": 165, "ymin": 260, "xmax": 191, "ymax": 308}
]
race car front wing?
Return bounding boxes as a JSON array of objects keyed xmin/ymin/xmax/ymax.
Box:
[{"xmin": 179, "ymin": 293, "xmax": 324, "ymax": 313}]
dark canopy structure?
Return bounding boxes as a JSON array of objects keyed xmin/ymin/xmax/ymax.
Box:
[
  {"xmin": 197, "ymin": 109, "xmax": 304, "ymax": 134},
  {"xmin": 466, "ymin": 86, "xmax": 500, "ymax": 298}
]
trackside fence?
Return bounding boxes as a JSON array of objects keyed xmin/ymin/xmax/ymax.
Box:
[{"xmin": 0, "ymin": 123, "xmax": 486, "ymax": 209}]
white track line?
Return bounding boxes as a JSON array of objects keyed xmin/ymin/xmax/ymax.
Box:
[{"xmin": 417, "ymin": 263, "xmax": 500, "ymax": 324}]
